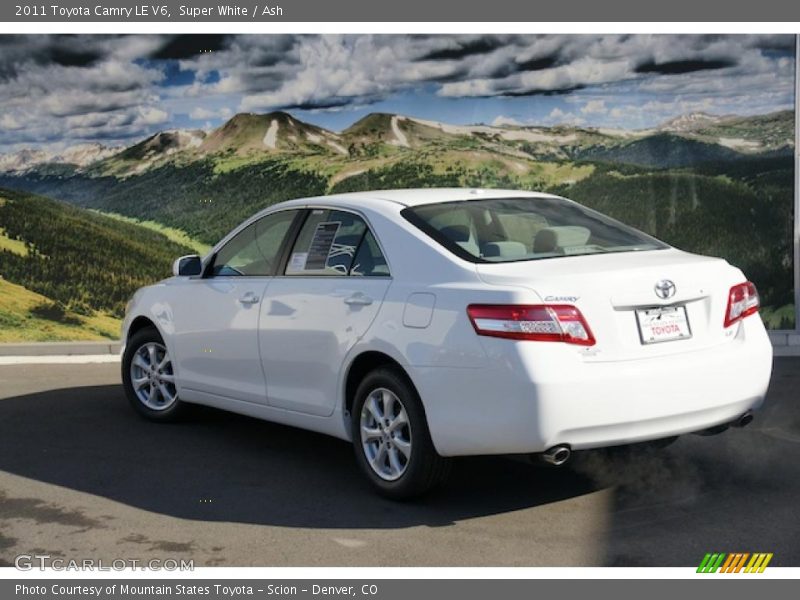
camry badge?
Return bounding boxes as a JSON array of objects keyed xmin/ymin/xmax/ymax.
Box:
[{"xmin": 654, "ymin": 279, "xmax": 676, "ymax": 299}]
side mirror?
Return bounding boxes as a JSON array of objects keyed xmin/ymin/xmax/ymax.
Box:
[{"xmin": 173, "ymin": 255, "xmax": 202, "ymax": 277}]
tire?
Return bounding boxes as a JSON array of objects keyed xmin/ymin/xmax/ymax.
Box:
[
  {"xmin": 351, "ymin": 367, "xmax": 450, "ymax": 499},
  {"xmin": 122, "ymin": 326, "xmax": 186, "ymax": 422}
]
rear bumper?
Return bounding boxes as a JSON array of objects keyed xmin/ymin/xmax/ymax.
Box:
[
  {"xmin": 415, "ymin": 317, "xmax": 773, "ymax": 456},
  {"xmin": 533, "ymin": 359, "xmax": 766, "ymax": 451}
]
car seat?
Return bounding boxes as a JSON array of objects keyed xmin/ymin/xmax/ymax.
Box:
[
  {"xmin": 533, "ymin": 226, "xmax": 591, "ymax": 254},
  {"xmin": 440, "ymin": 225, "xmax": 479, "ymax": 256}
]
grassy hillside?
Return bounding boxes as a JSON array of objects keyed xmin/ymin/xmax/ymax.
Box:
[
  {"xmin": 199, "ymin": 111, "xmax": 344, "ymax": 159},
  {"xmin": 690, "ymin": 110, "xmax": 794, "ymax": 150},
  {"xmin": 0, "ymin": 160, "xmax": 329, "ymax": 244},
  {"xmin": 89, "ymin": 209, "xmax": 210, "ymax": 255},
  {"xmin": 578, "ymin": 134, "xmax": 743, "ymax": 168},
  {"xmin": 0, "ymin": 278, "xmax": 119, "ymax": 342},
  {"xmin": 0, "ymin": 188, "xmax": 195, "ymax": 330},
  {"xmin": 97, "ymin": 130, "xmax": 205, "ymax": 177}
]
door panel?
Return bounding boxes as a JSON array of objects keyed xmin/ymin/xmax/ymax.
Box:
[
  {"xmin": 170, "ymin": 209, "xmax": 299, "ymax": 404},
  {"xmin": 171, "ymin": 278, "xmax": 270, "ymax": 403},
  {"xmin": 259, "ymin": 209, "xmax": 392, "ymax": 416},
  {"xmin": 259, "ymin": 278, "xmax": 390, "ymax": 416}
]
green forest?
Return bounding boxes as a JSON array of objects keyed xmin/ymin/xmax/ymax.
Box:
[
  {"xmin": 1, "ymin": 159, "xmax": 328, "ymax": 245},
  {"xmin": 0, "ymin": 187, "xmax": 193, "ymax": 319}
]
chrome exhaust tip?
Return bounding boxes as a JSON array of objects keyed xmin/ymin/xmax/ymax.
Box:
[
  {"xmin": 542, "ymin": 445, "xmax": 572, "ymax": 466},
  {"xmin": 732, "ymin": 411, "xmax": 754, "ymax": 428}
]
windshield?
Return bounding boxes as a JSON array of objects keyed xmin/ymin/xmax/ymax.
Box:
[{"xmin": 401, "ymin": 196, "xmax": 668, "ymax": 263}]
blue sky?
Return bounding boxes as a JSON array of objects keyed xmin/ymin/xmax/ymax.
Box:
[{"xmin": 0, "ymin": 34, "xmax": 795, "ymax": 152}]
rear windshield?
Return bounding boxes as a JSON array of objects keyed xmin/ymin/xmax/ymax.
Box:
[{"xmin": 401, "ymin": 196, "xmax": 667, "ymax": 263}]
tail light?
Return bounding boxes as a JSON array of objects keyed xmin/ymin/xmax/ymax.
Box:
[
  {"xmin": 724, "ymin": 281, "xmax": 760, "ymax": 328},
  {"xmin": 467, "ymin": 304, "xmax": 595, "ymax": 346}
]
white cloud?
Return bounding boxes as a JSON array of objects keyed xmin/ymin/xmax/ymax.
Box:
[
  {"xmin": 189, "ymin": 107, "xmax": 215, "ymax": 120},
  {"xmin": 0, "ymin": 37, "xmax": 170, "ymax": 148},
  {"xmin": 0, "ymin": 114, "xmax": 23, "ymax": 130},
  {"xmin": 545, "ymin": 108, "xmax": 585, "ymax": 126},
  {"xmin": 136, "ymin": 107, "xmax": 169, "ymax": 126},
  {"xmin": 580, "ymin": 100, "xmax": 608, "ymax": 115},
  {"xmin": 188, "ymin": 106, "xmax": 234, "ymax": 121}
]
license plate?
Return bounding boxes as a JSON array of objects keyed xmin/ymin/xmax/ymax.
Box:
[{"xmin": 635, "ymin": 305, "xmax": 692, "ymax": 344}]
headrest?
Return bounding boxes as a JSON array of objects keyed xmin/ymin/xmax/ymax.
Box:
[
  {"xmin": 482, "ymin": 241, "xmax": 528, "ymax": 259},
  {"xmin": 440, "ymin": 225, "xmax": 471, "ymax": 242},
  {"xmin": 534, "ymin": 226, "xmax": 591, "ymax": 253}
]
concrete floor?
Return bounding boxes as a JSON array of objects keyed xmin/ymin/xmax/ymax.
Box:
[{"xmin": 0, "ymin": 358, "xmax": 798, "ymax": 567}]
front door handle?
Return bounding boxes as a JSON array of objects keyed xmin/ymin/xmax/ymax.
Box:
[
  {"xmin": 344, "ymin": 292, "xmax": 373, "ymax": 306},
  {"xmin": 239, "ymin": 292, "xmax": 260, "ymax": 305}
]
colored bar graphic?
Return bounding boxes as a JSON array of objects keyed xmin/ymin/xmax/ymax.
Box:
[
  {"xmin": 721, "ymin": 554, "xmax": 736, "ymax": 572},
  {"xmin": 758, "ymin": 553, "xmax": 773, "ymax": 572},
  {"xmin": 749, "ymin": 554, "xmax": 764, "ymax": 573},
  {"xmin": 698, "ymin": 553, "xmax": 728, "ymax": 573},
  {"xmin": 711, "ymin": 553, "xmax": 726, "ymax": 572},
  {"xmin": 699, "ymin": 552, "xmax": 772, "ymax": 573},
  {"xmin": 734, "ymin": 553, "xmax": 750, "ymax": 572},
  {"xmin": 697, "ymin": 553, "xmax": 713, "ymax": 573},
  {"xmin": 745, "ymin": 553, "xmax": 774, "ymax": 573}
]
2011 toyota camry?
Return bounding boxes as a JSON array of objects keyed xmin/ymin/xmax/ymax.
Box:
[{"xmin": 121, "ymin": 188, "xmax": 773, "ymax": 498}]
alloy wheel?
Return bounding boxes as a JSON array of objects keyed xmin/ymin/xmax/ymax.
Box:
[
  {"xmin": 129, "ymin": 342, "xmax": 178, "ymax": 411},
  {"xmin": 360, "ymin": 387, "xmax": 412, "ymax": 481}
]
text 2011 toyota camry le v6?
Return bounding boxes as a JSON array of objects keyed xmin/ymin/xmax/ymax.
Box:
[{"xmin": 121, "ymin": 188, "xmax": 773, "ymax": 498}]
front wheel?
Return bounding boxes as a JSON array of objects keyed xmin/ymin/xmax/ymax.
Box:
[
  {"xmin": 122, "ymin": 326, "xmax": 186, "ymax": 422},
  {"xmin": 352, "ymin": 367, "xmax": 450, "ymax": 499}
]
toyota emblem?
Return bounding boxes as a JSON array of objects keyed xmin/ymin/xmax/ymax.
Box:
[{"xmin": 654, "ymin": 279, "xmax": 676, "ymax": 299}]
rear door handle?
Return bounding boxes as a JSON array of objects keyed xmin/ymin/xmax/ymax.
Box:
[
  {"xmin": 239, "ymin": 292, "xmax": 260, "ymax": 305},
  {"xmin": 344, "ymin": 292, "xmax": 373, "ymax": 306}
]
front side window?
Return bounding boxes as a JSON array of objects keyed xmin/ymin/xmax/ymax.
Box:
[
  {"xmin": 402, "ymin": 197, "xmax": 667, "ymax": 263},
  {"xmin": 285, "ymin": 210, "xmax": 388, "ymax": 277},
  {"xmin": 210, "ymin": 210, "xmax": 297, "ymax": 276}
]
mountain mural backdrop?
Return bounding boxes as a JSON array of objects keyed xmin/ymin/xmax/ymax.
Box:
[{"xmin": 0, "ymin": 108, "xmax": 795, "ymax": 339}]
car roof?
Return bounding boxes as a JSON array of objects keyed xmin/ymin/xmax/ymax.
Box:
[
  {"xmin": 272, "ymin": 188, "xmax": 558, "ymax": 210},
  {"xmin": 214, "ymin": 188, "xmax": 565, "ymax": 256}
]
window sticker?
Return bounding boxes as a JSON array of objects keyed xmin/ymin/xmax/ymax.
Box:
[
  {"xmin": 287, "ymin": 252, "xmax": 308, "ymax": 273},
  {"xmin": 305, "ymin": 221, "xmax": 341, "ymax": 270}
]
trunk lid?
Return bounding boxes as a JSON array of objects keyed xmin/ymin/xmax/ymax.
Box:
[{"xmin": 475, "ymin": 248, "xmax": 744, "ymax": 361}]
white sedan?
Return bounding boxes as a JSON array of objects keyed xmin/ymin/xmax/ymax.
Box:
[{"xmin": 121, "ymin": 188, "xmax": 773, "ymax": 498}]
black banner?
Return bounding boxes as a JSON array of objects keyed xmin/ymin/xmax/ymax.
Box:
[
  {"xmin": 3, "ymin": 580, "xmax": 799, "ymax": 600},
  {"xmin": 3, "ymin": 0, "xmax": 800, "ymax": 22}
]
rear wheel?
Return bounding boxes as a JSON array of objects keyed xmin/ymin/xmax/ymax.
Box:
[
  {"xmin": 351, "ymin": 367, "xmax": 450, "ymax": 499},
  {"xmin": 122, "ymin": 326, "xmax": 186, "ymax": 422}
]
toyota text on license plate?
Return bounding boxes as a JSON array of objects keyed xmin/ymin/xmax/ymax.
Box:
[{"xmin": 635, "ymin": 305, "xmax": 692, "ymax": 344}]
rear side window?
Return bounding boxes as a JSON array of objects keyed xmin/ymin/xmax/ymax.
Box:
[
  {"xmin": 285, "ymin": 210, "xmax": 389, "ymax": 277},
  {"xmin": 402, "ymin": 196, "xmax": 666, "ymax": 263},
  {"xmin": 351, "ymin": 231, "xmax": 390, "ymax": 277}
]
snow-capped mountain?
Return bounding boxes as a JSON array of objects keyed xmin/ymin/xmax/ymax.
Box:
[
  {"xmin": 0, "ymin": 143, "xmax": 119, "ymax": 173},
  {"xmin": 657, "ymin": 112, "xmax": 728, "ymax": 132}
]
